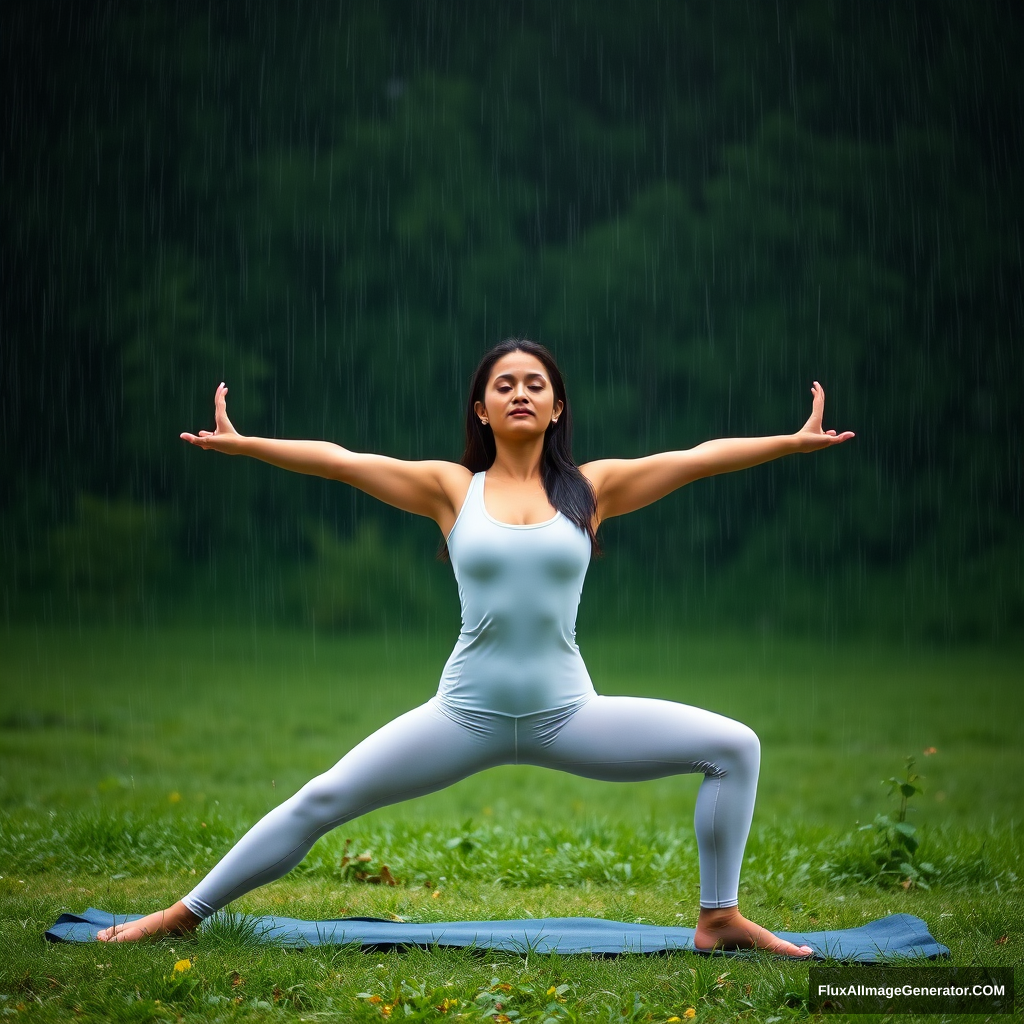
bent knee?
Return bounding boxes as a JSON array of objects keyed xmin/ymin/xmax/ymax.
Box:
[
  {"xmin": 704, "ymin": 721, "xmax": 760, "ymax": 776},
  {"xmin": 727, "ymin": 722, "xmax": 760, "ymax": 769}
]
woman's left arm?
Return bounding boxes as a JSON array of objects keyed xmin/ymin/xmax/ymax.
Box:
[{"xmin": 582, "ymin": 381, "xmax": 854, "ymax": 522}]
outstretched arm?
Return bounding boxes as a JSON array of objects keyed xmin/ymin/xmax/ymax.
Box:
[
  {"xmin": 181, "ymin": 383, "xmax": 467, "ymax": 523},
  {"xmin": 581, "ymin": 381, "xmax": 854, "ymax": 523}
]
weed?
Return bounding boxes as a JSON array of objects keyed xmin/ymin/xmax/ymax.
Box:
[{"xmin": 857, "ymin": 755, "xmax": 938, "ymax": 889}]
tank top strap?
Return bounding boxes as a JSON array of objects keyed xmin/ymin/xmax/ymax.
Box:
[
  {"xmin": 467, "ymin": 470, "xmax": 485, "ymax": 512},
  {"xmin": 449, "ymin": 471, "xmax": 484, "ymax": 543}
]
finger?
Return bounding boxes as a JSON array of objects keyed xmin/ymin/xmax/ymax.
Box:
[
  {"xmin": 215, "ymin": 382, "xmax": 231, "ymax": 428},
  {"xmin": 804, "ymin": 391, "xmax": 823, "ymax": 430},
  {"xmin": 826, "ymin": 429, "xmax": 837, "ymax": 436}
]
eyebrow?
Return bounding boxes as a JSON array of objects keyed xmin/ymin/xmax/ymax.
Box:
[{"xmin": 494, "ymin": 371, "xmax": 547, "ymax": 383}]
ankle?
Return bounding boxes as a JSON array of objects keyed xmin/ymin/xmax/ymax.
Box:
[
  {"xmin": 697, "ymin": 905, "xmax": 742, "ymax": 924},
  {"xmin": 169, "ymin": 902, "xmax": 203, "ymax": 927}
]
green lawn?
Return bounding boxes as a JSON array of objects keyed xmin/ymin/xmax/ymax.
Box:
[{"xmin": 1, "ymin": 625, "xmax": 1021, "ymax": 1021}]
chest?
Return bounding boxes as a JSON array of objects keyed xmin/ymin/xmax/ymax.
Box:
[
  {"xmin": 454, "ymin": 521, "xmax": 590, "ymax": 586},
  {"xmin": 481, "ymin": 480, "xmax": 557, "ymax": 526}
]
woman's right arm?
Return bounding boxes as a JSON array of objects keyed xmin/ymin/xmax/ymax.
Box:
[{"xmin": 181, "ymin": 383, "xmax": 466, "ymax": 523}]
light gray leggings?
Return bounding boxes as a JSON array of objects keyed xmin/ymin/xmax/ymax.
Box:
[{"xmin": 181, "ymin": 694, "xmax": 760, "ymax": 917}]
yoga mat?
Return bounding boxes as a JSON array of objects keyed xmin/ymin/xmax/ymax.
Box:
[{"xmin": 46, "ymin": 909, "xmax": 948, "ymax": 962}]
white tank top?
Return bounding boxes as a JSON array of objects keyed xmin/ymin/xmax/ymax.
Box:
[{"xmin": 437, "ymin": 470, "xmax": 597, "ymax": 715}]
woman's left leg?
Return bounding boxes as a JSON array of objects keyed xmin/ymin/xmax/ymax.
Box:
[
  {"xmin": 524, "ymin": 694, "xmax": 812, "ymax": 956},
  {"xmin": 522, "ymin": 694, "xmax": 760, "ymax": 910}
]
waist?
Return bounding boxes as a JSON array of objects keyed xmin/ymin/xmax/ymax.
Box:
[{"xmin": 438, "ymin": 637, "xmax": 595, "ymax": 715}]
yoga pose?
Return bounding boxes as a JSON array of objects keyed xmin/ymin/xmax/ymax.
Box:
[{"xmin": 98, "ymin": 339, "xmax": 853, "ymax": 954}]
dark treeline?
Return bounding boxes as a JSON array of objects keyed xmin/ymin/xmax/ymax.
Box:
[{"xmin": 2, "ymin": 1, "xmax": 1022, "ymax": 639}]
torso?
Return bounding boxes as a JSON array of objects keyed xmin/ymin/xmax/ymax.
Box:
[{"xmin": 438, "ymin": 470, "xmax": 596, "ymax": 715}]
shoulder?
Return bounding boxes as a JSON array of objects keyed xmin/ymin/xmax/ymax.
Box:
[
  {"xmin": 425, "ymin": 460, "xmax": 474, "ymax": 502},
  {"xmin": 578, "ymin": 459, "xmax": 625, "ymax": 494},
  {"xmin": 578, "ymin": 458, "xmax": 651, "ymax": 529},
  {"xmin": 431, "ymin": 462, "xmax": 474, "ymax": 488}
]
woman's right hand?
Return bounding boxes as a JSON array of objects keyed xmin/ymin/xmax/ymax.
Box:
[{"xmin": 180, "ymin": 382, "xmax": 245, "ymax": 453}]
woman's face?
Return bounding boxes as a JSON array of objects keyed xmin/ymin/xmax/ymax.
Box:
[{"xmin": 474, "ymin": 351, "xmax": 564, "ymax": 440}]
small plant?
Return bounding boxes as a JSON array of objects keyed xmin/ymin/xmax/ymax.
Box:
[
  {"xmin": 858, "ymin": 755, "xmax": 937, "ymax": 889},
  {"xmin": 357, "ymin": 976, "xmax": 575, "ymax": 1022},
  {"xmin": 334, "ymin": 838, "xmax": 399, "ymax": 885}
]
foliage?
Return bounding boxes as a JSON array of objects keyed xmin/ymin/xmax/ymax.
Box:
[
  {"xmin": 357, "ymin": 976, "xmax": 574, "ymax": 1022},
  {"xmin": 3, "ymin": 495, "xmax": 177, "ymax": 611},
  {"xmin": 856, "ymin": 756, "xmax": 938, "ymax": 889},
  {"xmin": 2, "ymin": 2, "xmax": 1022, "ymax": 637},
  {"xmin": 284, "ymin": 519, "xmax": 439, "ymax": 632},
  {"xmin": 811, "ymin": 754, "xmax": 971, "ymax": 892}
]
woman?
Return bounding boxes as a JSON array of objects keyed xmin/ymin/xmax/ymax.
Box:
[{"xmin": 99, "ymin": 339, "xmax": 853, "ymax": 954}]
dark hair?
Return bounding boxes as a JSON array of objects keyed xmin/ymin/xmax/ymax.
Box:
[{"xmin": 437, "ymin": 338, "xmax": 601, "ymax": 561}]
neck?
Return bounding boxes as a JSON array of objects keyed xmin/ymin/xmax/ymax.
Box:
[{"xmin": 488, "ymin": 436, "xmax": 547, "ymax": 482}]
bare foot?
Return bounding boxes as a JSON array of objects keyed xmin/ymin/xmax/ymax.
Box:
[
  {"xmin": 96, "ymin": 901, "xmax": 202, "ymax": 943},
  {"xmin": 695, "ymin": 906, "xmax": 813, "ymax": 958}
]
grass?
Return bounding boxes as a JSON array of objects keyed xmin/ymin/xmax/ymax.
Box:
[{"xmin": 0, "ymin": 623, "xmax": 1021, "ymax": 1022}]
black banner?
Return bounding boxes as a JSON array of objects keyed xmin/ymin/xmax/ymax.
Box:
[{"xmin": 809, "ymin": 966, "xmax": 1015, "ymax": 1015}]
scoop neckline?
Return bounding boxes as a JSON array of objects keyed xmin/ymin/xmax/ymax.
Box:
[{"xmin": 479, "ymin": 471, "xmax": 561, "ymax": 529}]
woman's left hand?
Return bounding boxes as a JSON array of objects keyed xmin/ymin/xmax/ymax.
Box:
[{"xmin": 794, "ymin": 381, "xmax": 855, "ymax": 452}]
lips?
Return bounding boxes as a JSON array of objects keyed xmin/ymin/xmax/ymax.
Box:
[{"xmin": 509, "ymin": 409, "xmax": 534, "ymax": 417}]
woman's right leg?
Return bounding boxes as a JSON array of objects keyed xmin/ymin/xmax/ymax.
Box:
[
  {"xmin": 98, "ymin": 698, "xmax": 503, "ymax": 940},
  {"xmin": 183, "ymin": 698, "xmax": 503, "ymax": 917}
]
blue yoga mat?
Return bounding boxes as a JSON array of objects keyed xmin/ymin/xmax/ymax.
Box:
[{"xmin": 45, "ymin": 908, "xmax": 948, "ymax": 962}]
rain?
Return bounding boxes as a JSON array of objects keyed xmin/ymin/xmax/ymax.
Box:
[{"xmin": 1, "ymin": 2, "xmax": 1021, "ymax": 1017}]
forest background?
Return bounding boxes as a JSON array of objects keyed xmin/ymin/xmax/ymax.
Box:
[{"xmin": 2, "ymin": 0, "xmax": 1021, "ymax": 643}]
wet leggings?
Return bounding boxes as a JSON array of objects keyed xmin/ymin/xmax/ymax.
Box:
[{"xmin": 181, "ymin": 694, "xmax": 760, "ymax": 918}]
